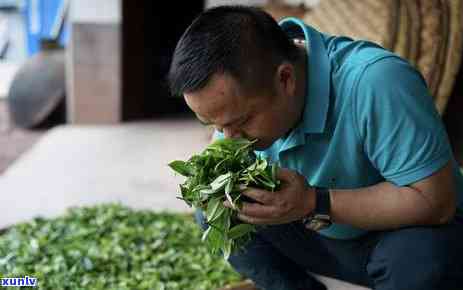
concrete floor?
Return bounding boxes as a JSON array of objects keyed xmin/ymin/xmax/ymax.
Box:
[
  {"xmin": 0, "ymin": 101, "xmax": 45, "ymax": 174},
  {"xmin": 0, "ymin": 117, "xmax": 369, "ymax": 290}
]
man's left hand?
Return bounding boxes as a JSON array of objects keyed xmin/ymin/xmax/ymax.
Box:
[{"xmin": 224, "ymin": 168, "xmax": 316, "ymax": 225}]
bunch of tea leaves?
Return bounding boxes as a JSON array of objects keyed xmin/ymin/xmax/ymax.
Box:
[{"xmin": 169, "ymin": 138, "xmax": 280, "ymax": 259}]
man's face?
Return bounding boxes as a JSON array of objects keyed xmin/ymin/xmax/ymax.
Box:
[{"xmin": 184, "ymin": 73, "xmax": 295, "ymax": 150}]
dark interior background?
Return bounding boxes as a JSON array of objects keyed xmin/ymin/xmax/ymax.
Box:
[{"xmin": 122, "ymin": 0, "xmax": 204, "ymax": 121}]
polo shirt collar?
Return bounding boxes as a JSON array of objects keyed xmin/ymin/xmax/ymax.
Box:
[{"xmin": 277, "ymin": 18, "xmax": 331, "ymax": 152}]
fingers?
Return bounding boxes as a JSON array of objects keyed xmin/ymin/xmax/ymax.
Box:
[
  {"xmin": 223, "ymin": 199, "xmax": 274, "ymax": 217},
  {"xmin": 241, "ymin": 188, "xmax": 274, "ymax": 204},
  {"xmin": 237, "ymin": 213, "xmax": 270, "ymax": 225},
  {"xmin": 241, "ymin": 201, "xmax": 275, "ymax": 217}
]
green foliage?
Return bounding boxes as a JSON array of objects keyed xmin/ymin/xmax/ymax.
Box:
[
  {"xmin": 169, "ymin": 138, "xmax": 280, "ymax": 259},
  {"xmin": 0, "ymin": 204, "xmax": 241, "ymax": 290}
]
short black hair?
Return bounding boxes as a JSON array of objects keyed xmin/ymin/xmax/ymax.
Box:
[{"xmin": 168, "ymin": 5, "xmax": 299, "ymax": 97}]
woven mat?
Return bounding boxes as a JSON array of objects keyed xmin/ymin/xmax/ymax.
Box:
[
  {"xmin": 436, "ymin": 0, "xmax": 463, "ymax": 113},
  {"xmin": 403, "ymin": 0, "xmax": 421, "ymax": 66},
  {"xmin": 302, "ymin": 0, "xmax": 463, "ymax": 115},
  {"xmin": 303, "ymin": 0, "xmax": 398, "ymax": 50},
  {"xmin": 417, "ymin": 0, "xmax": 445, "ymax": 97}
]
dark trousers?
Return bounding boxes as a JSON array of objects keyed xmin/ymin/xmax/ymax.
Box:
[{"xmin": 195, "ymin": 211, "xmax": 463, "ymax": 290}]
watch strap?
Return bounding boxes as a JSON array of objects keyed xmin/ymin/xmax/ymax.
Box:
[
  {"xmin": 301, "ymin": 187, "xmax": 332, "ymax": 231},
  {"xmin": 314, "ymin": 186, "xmax": 331, "ymax": 217}
]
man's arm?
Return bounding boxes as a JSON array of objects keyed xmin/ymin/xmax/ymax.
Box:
[
  {"xmin": 229, "ymin": 162, "xmax": 457, "ymax": 228},
  {"xmin": 330, "ymin": 161, "xmax": 457, "ymax": 229}
]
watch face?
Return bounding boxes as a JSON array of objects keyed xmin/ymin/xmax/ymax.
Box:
[{"xmin": 304, "ymin": 217, "xmax": 332, "ymax": 231}]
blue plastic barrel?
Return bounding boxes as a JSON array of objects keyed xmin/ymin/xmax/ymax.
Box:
[{"xmin": 23, "ymin": 0, "xmax": 69, "ymax": 56}]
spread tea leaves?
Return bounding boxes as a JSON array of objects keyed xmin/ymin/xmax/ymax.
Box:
[{"xmin": 0, "ymin": 204, "xmax": 242, "ymax": 289}]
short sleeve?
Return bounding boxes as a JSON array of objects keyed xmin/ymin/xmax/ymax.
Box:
[{"xmin": 353, "ymin": 57, "xmax": 452, "ymax": 186}]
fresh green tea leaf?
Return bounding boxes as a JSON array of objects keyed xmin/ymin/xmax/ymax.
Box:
[
  {"xmin": 256, "ymin": 159, "xmax": 267, "ymax": 172},
  {"xmin": 271, "ymin": 163, "xmax": 277, "ymax": 183},
  {"xmin": 201, "ymin": 225, "xmax": 212, "ymax": 242},
  {"xmin": 168, "ymin": 160, "xmax": 195, "ymax": 177},
  {"xmin": 222, "ymin": 239, "xmax": 233, "ymax": 260},
  {"xmin": 228, "ymin": 224, "xmax": 256, "ymax": 240},
  {"xmin": 206, "ymin": 197, "xmax": 222, "ymax": 223},
  {"xmin": 225, "ymin": 175, "xmax": 233, "ymax": 195},
  {"xmin": 209, "ymin": 204, "xmax": 226, "ymax": 223},
  {"xmin": 210, "ymin": 173, "xmax": 232, "ymax": 191}
]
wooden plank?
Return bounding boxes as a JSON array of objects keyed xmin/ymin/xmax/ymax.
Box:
[{"xmin": 66, "ymin": 22, "xmax": 121, "ymax": 124}]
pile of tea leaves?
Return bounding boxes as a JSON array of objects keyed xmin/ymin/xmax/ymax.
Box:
[
  {"xmin": 169, "ymin": 138, "xmax": 280, "ymax": 259},
  {"xmin": 0, "ymin": 204, "xmax": 242, "ymax": 290}
]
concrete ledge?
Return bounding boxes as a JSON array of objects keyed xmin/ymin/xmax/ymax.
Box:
[
  {"xmin": 315, "ymin": 275, "xmax": 370, "ymax": 290},
  {"xmin": 0, "ymin": 117, "xmax": 211, "ymax": 229}
]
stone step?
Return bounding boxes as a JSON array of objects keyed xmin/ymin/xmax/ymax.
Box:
[{"xmin": 220, "ymin": 276, "xmax": 370, "ymax": 290}]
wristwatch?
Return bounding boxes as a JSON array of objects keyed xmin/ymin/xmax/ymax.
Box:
[{"xmin": 302, "ymin": 187, "xmax": 332, "ymax": 231}]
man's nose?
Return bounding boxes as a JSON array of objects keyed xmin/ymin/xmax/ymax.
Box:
[{"xmin": 222, "ymin": 127, "xmax": 243, "ymax": 139}]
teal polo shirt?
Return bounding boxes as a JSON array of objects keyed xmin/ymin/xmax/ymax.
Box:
[{"xmin": 214, "ymin": 18, "xmax": 463, "ymax": 240}]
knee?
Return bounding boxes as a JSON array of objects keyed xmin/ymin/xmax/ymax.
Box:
[
  {"xmin": 367, "ymin": 229, "xmax": 451, "ymax": 290},
  {"xmin": 367, "ymin": 252, "xmax": 448, "ymax": 290}
]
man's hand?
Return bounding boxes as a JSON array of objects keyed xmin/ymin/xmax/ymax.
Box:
[{"xmin": 224, "ymin": 168, "xmax": 315, "ymax": 225}]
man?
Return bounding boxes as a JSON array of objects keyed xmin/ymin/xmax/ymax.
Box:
[{"xmin": 168, "ymin": 5, "xmax": 463, "ymax": 290}]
